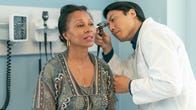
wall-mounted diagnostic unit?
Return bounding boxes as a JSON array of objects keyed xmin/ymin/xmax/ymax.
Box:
[
  {"xmin": 9, "ymin": 14, "xmax": 28, "ymax": 42},
  {"xmin": 0, "ymin": 14, "xmax": 28, "ymax": 110}
]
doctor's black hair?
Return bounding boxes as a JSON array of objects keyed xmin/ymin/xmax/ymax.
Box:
[
  {"xmin": 58, "ymin": 4, "xmax": 88, "ymax": 45},
  {"xmin": 103, "ymin": 1, "xmax": 146, "ymax": 22}
]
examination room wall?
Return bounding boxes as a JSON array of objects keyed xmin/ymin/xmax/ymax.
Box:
[
  {"xmin": 186, "ymin": 0, "xmax": 196, "ymax": 75},
  {"xmin": 0, "ymin": 0, "xmax": 195, "ymax": 110},
  {"xmin": 167, "ymin": 0, "xmax": 196, "ymax": 75}
]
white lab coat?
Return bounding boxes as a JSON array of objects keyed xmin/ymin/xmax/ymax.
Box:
[{"xmin": 108, "ymin": 18, "xmax": 196, "ymax": 110}]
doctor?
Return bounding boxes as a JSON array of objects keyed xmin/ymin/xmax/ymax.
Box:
[{"xmin": 95, "ymin": 1, "xmax": 196, "ymax": 110}]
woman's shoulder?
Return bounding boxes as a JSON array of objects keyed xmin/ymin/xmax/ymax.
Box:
[
  {"xmin": 89, "ymin": 53, "xmax": 113, "ymax": 76},
  {"xmin": 44, "ymin": 55, "xmax": 62, "ymax": 68},
  {"xmin": 40, "ymin": 53, "xmax": 64, "ymax": 79}
]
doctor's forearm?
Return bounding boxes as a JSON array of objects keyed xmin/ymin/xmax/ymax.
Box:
[{"xmin": 131, "ymin": 78, "xmax": 182, "ymax": 104}]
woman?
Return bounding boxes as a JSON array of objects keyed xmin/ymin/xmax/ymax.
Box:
[{"xmin": 32, "ymin": 4, "xmax": 116, "ymax": 110}]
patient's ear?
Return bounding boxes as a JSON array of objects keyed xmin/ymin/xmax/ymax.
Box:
[{"xmin": 62, "ymin": 32, "xmax": 69, "ymax": 41}]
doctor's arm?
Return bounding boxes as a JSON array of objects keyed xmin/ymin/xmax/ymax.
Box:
[
  {"xmin": 95, "ymin": 30, "xmax": 135, "ymax": 78},
  {"xmin": 131, "ymin": 31, "xmax": 183, "ymax": 104},
  {"xmin": 114, "ymin": 74, "xmax": 132, "ymax": 93}
]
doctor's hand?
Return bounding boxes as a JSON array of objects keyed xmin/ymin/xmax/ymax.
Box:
[
  {"xmin": 95, "ymin": 29, "xmax": 112, "ymax": 54},
  {"xmin": 114, "ymin": 74, "xmax": 131, "ymax": 93}
]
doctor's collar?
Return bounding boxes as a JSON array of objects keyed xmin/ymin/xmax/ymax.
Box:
[{"xmin": 131, "ymin": 24, "xmax": 142, "ymax": 50}]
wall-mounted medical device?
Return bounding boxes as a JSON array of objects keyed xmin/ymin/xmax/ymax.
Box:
[
  {"xmin": 0, "ymin": 14, "xmax": 28, "ymax": 110},
  {"xmin": 0, "ymin": 14, "xmax": 28, "ymax": 42},
  {"xmin": 9, "ymin": 14, "xmax": 28, "ymax": 42},
  {"xmin": 32, "ymin": 18, "xmax": 58, "ymax": 42}
]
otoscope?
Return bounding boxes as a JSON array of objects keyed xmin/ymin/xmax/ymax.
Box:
[
  {"xmin": 96, "ymin": 21, "xmax": 107, "ymax": 57},
  {"xmin": 42, "ymin": 11, "xmax": 49, "ymax": 61},
  {"xmin": 38, "ymin": 11, "xmax": 48, "ymax": 73}
]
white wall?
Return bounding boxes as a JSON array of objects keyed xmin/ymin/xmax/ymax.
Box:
[
  {"xmin": 186, "ymin": 0, "xmax": 196, "ymax": 75},
  {"xmin": 167, "ymin": 0, "xmax": 186, "ymax": 42}
]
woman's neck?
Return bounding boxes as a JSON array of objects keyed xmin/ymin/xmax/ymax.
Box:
[{"xmin": 68, "ymin": 47, "xmax": 89, "ymax": 63}]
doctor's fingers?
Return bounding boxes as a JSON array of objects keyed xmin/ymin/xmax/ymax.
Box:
[
  {"xmin": 113, "ymin": 79, "xmax": 120, "ymax": 93},
  {"xmin": 114, "ymin": 74, "xmax": 122, "ymax": 78},
  {"xmin": 102, "ymin": 30, "xmax": 111, "ymax": 42},
  {"xmin": 114, "ymin": 76, "xmax": 130, "ymax": 93},
  {"xmin": 113, "ymin": 75, "xmax": 131, "ymax": 88},
  {"xmin": 95, "ymin": 34, "xmax": 103, "ymax": 42},
  {"xmin": 113, "ymin": 76, "xmax": 123, "ymax": 87},
  {"xmin": 96, "ymin": 30, "xmax": 111, "ymax": 40},
  {"xmin": 94, "ymin": 36, "xmax": 104, "ymax": 46},
  {"xmin": 113, "ymin": 78, "xmax": 128, "ymax": 93}
]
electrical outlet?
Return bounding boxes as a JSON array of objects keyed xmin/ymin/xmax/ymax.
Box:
[{"xmin": 9, "ymin": 14, "xmax": 28, "ymax": 42}]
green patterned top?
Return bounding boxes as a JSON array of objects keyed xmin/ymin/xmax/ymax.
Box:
[{"xmin": 32, "ymin": 50, "xmax": 116, "ymax": 110}]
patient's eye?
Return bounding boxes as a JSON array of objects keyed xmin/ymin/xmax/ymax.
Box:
[{"xmin": 76, "ymin": 23, "xmax": 84, "ymax": 28}]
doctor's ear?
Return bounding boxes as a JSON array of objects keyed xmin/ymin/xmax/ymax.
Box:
[{"xmin": 128, "ymin": 9, "xmax": 137, "ymax": 17}]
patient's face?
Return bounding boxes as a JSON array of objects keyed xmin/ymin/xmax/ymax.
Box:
[{"xmin": 63, "ymin": 10, "xmax": 96, "ymax": 48}]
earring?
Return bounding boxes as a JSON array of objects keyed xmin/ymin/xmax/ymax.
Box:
[{"xmin": 66, "ymin": 40, "xmax": 70, "ymax": 47}]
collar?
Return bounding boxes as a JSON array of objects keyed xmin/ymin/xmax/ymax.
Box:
[{"xmin": 131, "ymin": 24, "xmax": 142, "ymax": 50}]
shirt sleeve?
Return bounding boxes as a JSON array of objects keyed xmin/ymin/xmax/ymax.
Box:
[
  {"xmin": 102, "ymin": 48, "xmax": 114, "ymax": 63},
  {"xmin": 108, "ymin": 53, "xmax": 136, "ymax": 79},
  {"xmin": 132, "ymin": 27, "xmax": 183, "ymax": 104}
]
